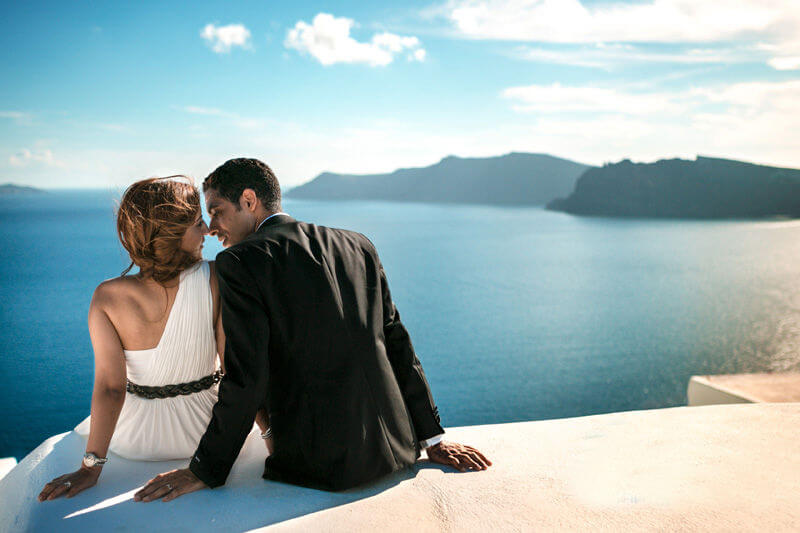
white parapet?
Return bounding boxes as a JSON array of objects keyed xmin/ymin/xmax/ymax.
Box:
[
  {"xmin": 1, "ymin": 403, "xmax": 799, "ymax": 532},
  {"xmin": 0, "ymin": 458, "xmax": 17, "ymax": 482},
  {"xmin": 688, "ymin": 372, "xmax": 800, "ymax": 406}
]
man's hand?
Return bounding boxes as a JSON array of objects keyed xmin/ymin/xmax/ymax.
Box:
[
  {"xmin": 426, "ymin": 441, "xmax": 492, "ymax": 472},
  {"xmin": 134, "ymin": 468, "xmax": 208, "ymax": 503},
  {"xmin": 38, "ymin": 466, "xmax": 101, "ymax": 501}
]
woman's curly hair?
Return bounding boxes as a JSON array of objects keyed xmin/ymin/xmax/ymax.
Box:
[{"xmin": 117, "ymin": 176, "xmax": 202, "ymax": 284}]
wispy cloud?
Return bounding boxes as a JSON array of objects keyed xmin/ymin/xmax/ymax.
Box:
[
  {"xmin": 201, "ymin": 23, "xmax": 251, "ymax": 53},
  {"xmin": 498, "ymin": 79, "xmax": 800, "ymax": 168},
  {"xmin": 9, "ymin": 148, "xmax": 66, "ymax": 168},
  {"xmin": 285, "ymin": 13, "xmax": 426, "ymax": 66},
  {"xmin": 502, "ymin": 79, "xmax": 800, "ymax": 117},
  {"xmin": 444, "ymin": 0, "xmax": 800, "ymax": 70},
  {"xmin": 95, "ymin": 123, "xmax": 129, "ymax": 133},
  {"xmin": 182, "ymin": 106, "xmax": 226, "ymax": 116},
  {"xmin": 179, "ymin": 105, "xmax": 263, "ymax": 130},
  {"xmin": 515, "ymin": 43, "xmax": 758, "ymax": 69},
  {"xmin": 502, "ymin": 83, "xmax": 690, "ymax": 114},
  {"xmin": 0, "ymin": 111, "xmax": 32, "ymax": 125}
]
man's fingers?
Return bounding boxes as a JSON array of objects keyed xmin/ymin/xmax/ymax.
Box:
[
  {"xmin": 162, "ymin": 489, "xmax": 181, "ymax": 502},
  {"xmin": 462, "ymin": 446, "xmax": 491, "ymax": 467},
  {"xmin": 457, "ymin": 454, "xmax": 482, "ymax": 471},
  {"xmin": 471, "ymin": 449, "xmax": 492, "ymax": 466},
  {"xmin": 162, "ymin": 481, "xmax": 198, "ymax": 502},
  {"xmin": 140, "ymin": 484, "xmax": 173, "ymax": 502},
  {"xmin": 467, "ymin": 451, "xmax": 489, "ymax": 469},
  {"xmin": 448, "ymin": 455, "xmax": 468, "ymax": 472},
  {"xmin": 134, "ymin": 480, "xmax": 162, "ymax": 501},
  {"xmin": 136, "ymin": 481, "xmax": 167, "ymax": 501}
]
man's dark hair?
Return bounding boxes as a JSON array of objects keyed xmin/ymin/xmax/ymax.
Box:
[{"xmin": 203, "ymin": 158, "xmax": 281, "ymax": 211}]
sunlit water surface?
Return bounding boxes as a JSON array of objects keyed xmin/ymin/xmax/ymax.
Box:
[{"xmin": 1, "ymin": 191, "xmax": 799, "ymax": 459}]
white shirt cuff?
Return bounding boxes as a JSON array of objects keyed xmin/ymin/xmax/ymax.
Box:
[{"xmin": 420, "ymin": 433, "xmax": 444, "ymax": 449}]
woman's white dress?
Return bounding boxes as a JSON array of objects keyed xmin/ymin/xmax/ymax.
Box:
[{"xmin": 75, "ymin": 261, "xmax": 220, "ymax": 460}]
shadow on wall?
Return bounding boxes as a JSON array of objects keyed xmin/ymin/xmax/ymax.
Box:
[{"xmin": 0, "ymin": 429, "xmax": 456, "ymax": 532}]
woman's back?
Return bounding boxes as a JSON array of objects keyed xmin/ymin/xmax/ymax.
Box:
[{"xmin": 75, "ymin": 261, "xmax": 220, "ymax": 460}]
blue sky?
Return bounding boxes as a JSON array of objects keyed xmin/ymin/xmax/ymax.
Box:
[{"xmin": 2, "ymin": 0, "xmax": 799, "ymax": 188}]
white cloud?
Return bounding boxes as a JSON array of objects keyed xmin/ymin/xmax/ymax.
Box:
[
  {"xmin": 179, "ymin": 105, "xmax": 263, "ymax": 130},
  {"xmin": 0, "ymin": 111, "xmax": 28, "ymax": 120},
  {"xmin": 502, "ymin": 83, "xmax": 690, "ymax": 114},
  {"xmin": 768, "ymin": 53, "xmax": 800, "ymax": 70},
  {"xmin": 503, "ymin": 79, "xmax": 800, "ymax": 117},
  {"xmin": 498, "ymin": 79, "xmax": 800, "ymax": 168},
  {"xmin": 285, "ymin": 13, "xmax": 426, "ymax": 66},
  {"xmin": 446, "ymin": 0, "xmax": 800, "ymax": 70},
  {"xmin": 0, "ymin": 111, "xmax": 32, "ymax": 125},
  {"xmin": 9, "ymin": 148, "xmax": 66, "ymax": 168},
  {"xmin": 201, "ymin": 23, "xmax": 251, "ymax": 53},
  {"xmin": 183, "ymin": 106, "xmax": 226, "ymax": 116},
  {"xmin": 516, "ymin": 43, "xmax": 754, "ymax": 69}
]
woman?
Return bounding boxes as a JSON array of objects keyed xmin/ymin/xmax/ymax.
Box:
[{"xmin": 38, "ymin": 176, "xmax": 269, "ymax": 501}]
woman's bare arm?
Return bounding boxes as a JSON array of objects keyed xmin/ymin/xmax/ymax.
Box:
[{"xmin": 38, "ymin": 283, "xmax": 128, "ymax": 501}]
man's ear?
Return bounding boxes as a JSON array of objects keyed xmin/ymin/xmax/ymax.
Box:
[{"xmin": 240, "ymin": 188, "xmax": 259, "ymax": 212}]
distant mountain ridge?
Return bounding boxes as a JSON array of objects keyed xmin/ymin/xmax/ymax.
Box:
[
  {"xmin": 547, "ymin": 156, "xmax": 800, "ymax": 219},
  {"xmin": 0, "ymin": 183, "xmax": 45, "ymax": 195},
  {"xmin": 288, "ymin": 153, "xmax": 592, "ymax": 206}
]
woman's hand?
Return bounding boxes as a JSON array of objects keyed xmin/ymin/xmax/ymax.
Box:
[{"xmin": 38, "ymin": 466, "xmax": 101, "ymax": 501}]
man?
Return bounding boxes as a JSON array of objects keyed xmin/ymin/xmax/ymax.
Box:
[{"xmin": 135, "ymin": 158, "xmax": 490, "ymax": 502}]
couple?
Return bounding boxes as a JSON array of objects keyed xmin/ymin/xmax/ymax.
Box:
[{"xmin": 39, "ymin": 158, "xmax": 490, "ymax": 503}]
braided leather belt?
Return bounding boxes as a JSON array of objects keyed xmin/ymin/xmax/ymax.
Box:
[{"xmin": 126, "ymin": 370, "xmax": 223, "ymax": 399}]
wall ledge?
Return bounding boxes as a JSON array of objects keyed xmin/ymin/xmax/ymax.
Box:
[{"xmin": 2, "ymin": 403, "xmax": 798, "ymax": 532}]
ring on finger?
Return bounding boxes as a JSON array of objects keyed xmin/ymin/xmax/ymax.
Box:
[
  {"xmin": 63, "ymin": 481, "xmax": 72, "ymax": 489},
  {"xmin": 166, "ymin": 483, "xmax": 173, "ymax": 491}
]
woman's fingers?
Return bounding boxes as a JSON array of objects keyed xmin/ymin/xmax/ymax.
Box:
[
  {"xmin": 39, "ymin": 475, "xmax": 69, "ymax": 501},
  {"xmin": 39, "ymin": 470, "xmax": 100, "ymax": 501},
  {"xmin": 46, "ymin": 482, "xmax": 72, "ymax": 501}
]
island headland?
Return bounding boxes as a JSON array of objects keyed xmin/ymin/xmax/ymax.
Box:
[
  {"xmin": 287, "ymin": 152, "xmax": 591, "ymax": 206},
  {"xmin": 547, "ymin": 156, "xmax": 800, "ymax": 219},
  {"xmin": 0, "ymin": 183, "xmax": 45, "ymax": 195}
]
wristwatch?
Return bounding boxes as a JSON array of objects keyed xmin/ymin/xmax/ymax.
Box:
[{"xmin": 82, "ymin": 452, "xmax": 108, "ymax": 468}]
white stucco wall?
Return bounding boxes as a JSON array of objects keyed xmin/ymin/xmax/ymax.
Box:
[
  {"xmin": 2, "ymin": 403, "xmax": 799, "ymax": 532},
  {"xmin": 688, "ymin": 373, "xmax": 800, "ymax": 406}
]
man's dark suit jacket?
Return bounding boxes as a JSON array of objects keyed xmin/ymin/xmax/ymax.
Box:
[{"xmin": 189, "ymin": 215, "xmax": 444, "ymax": 491}]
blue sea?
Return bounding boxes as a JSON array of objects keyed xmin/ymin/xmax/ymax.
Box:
[{"xmin": 1, "ymin": 190, "xmax": 799, "ymax": 461}]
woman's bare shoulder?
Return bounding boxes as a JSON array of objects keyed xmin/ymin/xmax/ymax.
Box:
[{"xmin": 92, "ymin": 276, "xmax": 146, "ymax": 309}]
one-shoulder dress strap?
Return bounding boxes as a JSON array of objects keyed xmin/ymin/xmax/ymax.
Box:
[{"xmin": 137, "ymin": 261, "xmax": 217, "ymax": 385}]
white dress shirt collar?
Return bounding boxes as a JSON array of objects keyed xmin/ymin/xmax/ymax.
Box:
[{"xmin": 256, "ymin": 212, "xmax": 290, "ymax": 232}]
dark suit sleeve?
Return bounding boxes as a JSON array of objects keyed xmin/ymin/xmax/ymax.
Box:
[
  {"xmin": 189, "ymin": 250, "xmax": 269, "ymax": 488},
  {"xmin": 377, "ymin": 258, "xmax": 444, "ymax": 443}
]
